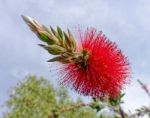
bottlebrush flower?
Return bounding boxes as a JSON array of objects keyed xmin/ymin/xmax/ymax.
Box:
[
  {"xmin": 22, "ymin": 16, "xmax": 130, "ymax": 98},
  {"xmin": 60, "ymin": 29, "xmax": 129, "ymax": 97}
]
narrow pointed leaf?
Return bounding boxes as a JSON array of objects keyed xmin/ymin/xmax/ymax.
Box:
[
  {"xmin": 38, "ymin": 32, "xmax": 54, "ymax": 44},
  {"xmin": 57, "ymin": 26, "xmax": 63, "ymax": 39},
  {"xmin": 39, "ymin": 44, "xmax": 66, "ymax": 55},
  {"xmin": 68, "ymin": 29, "xmax": 76, "ymax": 51},
  {"xmin": 63, "ymin": 32, "xmax": 72, "ymax": 49},
  {"xmin": 42, "ymin": 25, "xmax": 52, "ymax": 34},
  {"xmin": 47, "ymin": 56, "xmax": 63, "ymax": 62}
]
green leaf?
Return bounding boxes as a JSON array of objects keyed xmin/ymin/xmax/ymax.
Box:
[
  {"xmin": 50, "ymin": 26, "xmax": 62, "ymax": 44},
  {"xmin": 57, "ymin": 26, "xmax": 63, "ymax": 39},
  {"xmin": 63, "ymin": 31, "xmax": 72, "ymax": 49},
  {"xmin": 47, "ymin": 56, "xmax": 63, "ymax": 62},
  {"xmin": 39, "ymin": 44, "xmax": 66, "ymax": 55},
  {"xmin": 108, "ymin": 93, "xmax": 125, "ymax": 106},
  {"xmin": 68, "ymin": 29, "xmax": 76, "ymax": 51},
  {"xmin": 38, "ymin": 32, "xmax": 54, "ymax": 44},
  {"xmin": 42, "ymin": 25, "xmax": 52, "ymax": 34}
]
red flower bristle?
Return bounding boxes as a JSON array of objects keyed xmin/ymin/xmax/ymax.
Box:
[{"xmin": 59, "ymin": 28, "xmax": 129, "ymax": 98}]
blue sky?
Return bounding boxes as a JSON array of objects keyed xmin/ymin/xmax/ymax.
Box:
[{"xmin": 0, "ymin": 0, "xmax": 150, "ymax": 115}]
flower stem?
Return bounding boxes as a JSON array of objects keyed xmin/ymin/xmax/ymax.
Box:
[{"xmin": 119, "ymin": 105, "xmax": 125, "ymax": 118}]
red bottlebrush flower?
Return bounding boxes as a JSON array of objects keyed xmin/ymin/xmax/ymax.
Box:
[
  {"xmin": 22, "ymin": 16, "xmax": 129, "ymax": 98},
  {"xmin": 60, "ymin": 28, "xmax": 129, "ymax": 98}
]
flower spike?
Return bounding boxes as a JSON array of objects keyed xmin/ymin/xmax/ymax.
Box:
[{"xmin": 22, "ymin": 16, "xmax": 130, "ymax": 98}]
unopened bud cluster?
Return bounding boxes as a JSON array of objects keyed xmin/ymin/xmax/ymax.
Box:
[{"xmin": 22, "ymin": 15, "xmax": 89, "ymax": 67}]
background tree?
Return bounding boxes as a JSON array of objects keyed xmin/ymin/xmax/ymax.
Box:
[
  {"xmin": 3, "ymin": 75, "xmax": 97, "ymax": 118},
  {"xmin": 3, "ymin": 75, "xmax": 150, "ymax": 118}
]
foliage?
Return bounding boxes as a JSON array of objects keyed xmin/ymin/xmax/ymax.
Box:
[
  {"xmin": 3, "ymin": 75, "xmax": 97, "ymax": 118},
  {"xmin": 3, "ymin": 75, "xmax": 150, "ymax": 118}
]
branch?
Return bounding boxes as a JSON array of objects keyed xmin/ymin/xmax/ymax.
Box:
[
  {"xmin": 46, "ymin": 100, "xmax": 150, "ymax": 118},
  {"xmin": 137, "ymin": 79, "xmax": 150, "ymax": 99},
  {"xmin": 59, "ymin": 103, "xmax": 91, "ymax": 113},
  {"xmin": 46, "ymin": 103, "xmax": 92, "ymax": 118},
  {"xmin": 129, "ymin": 105, "xmax": 150, "ymax": 118},
  {"xmin": 118, "ymin": 105, "xmax": 126, "ymax": 118}
]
